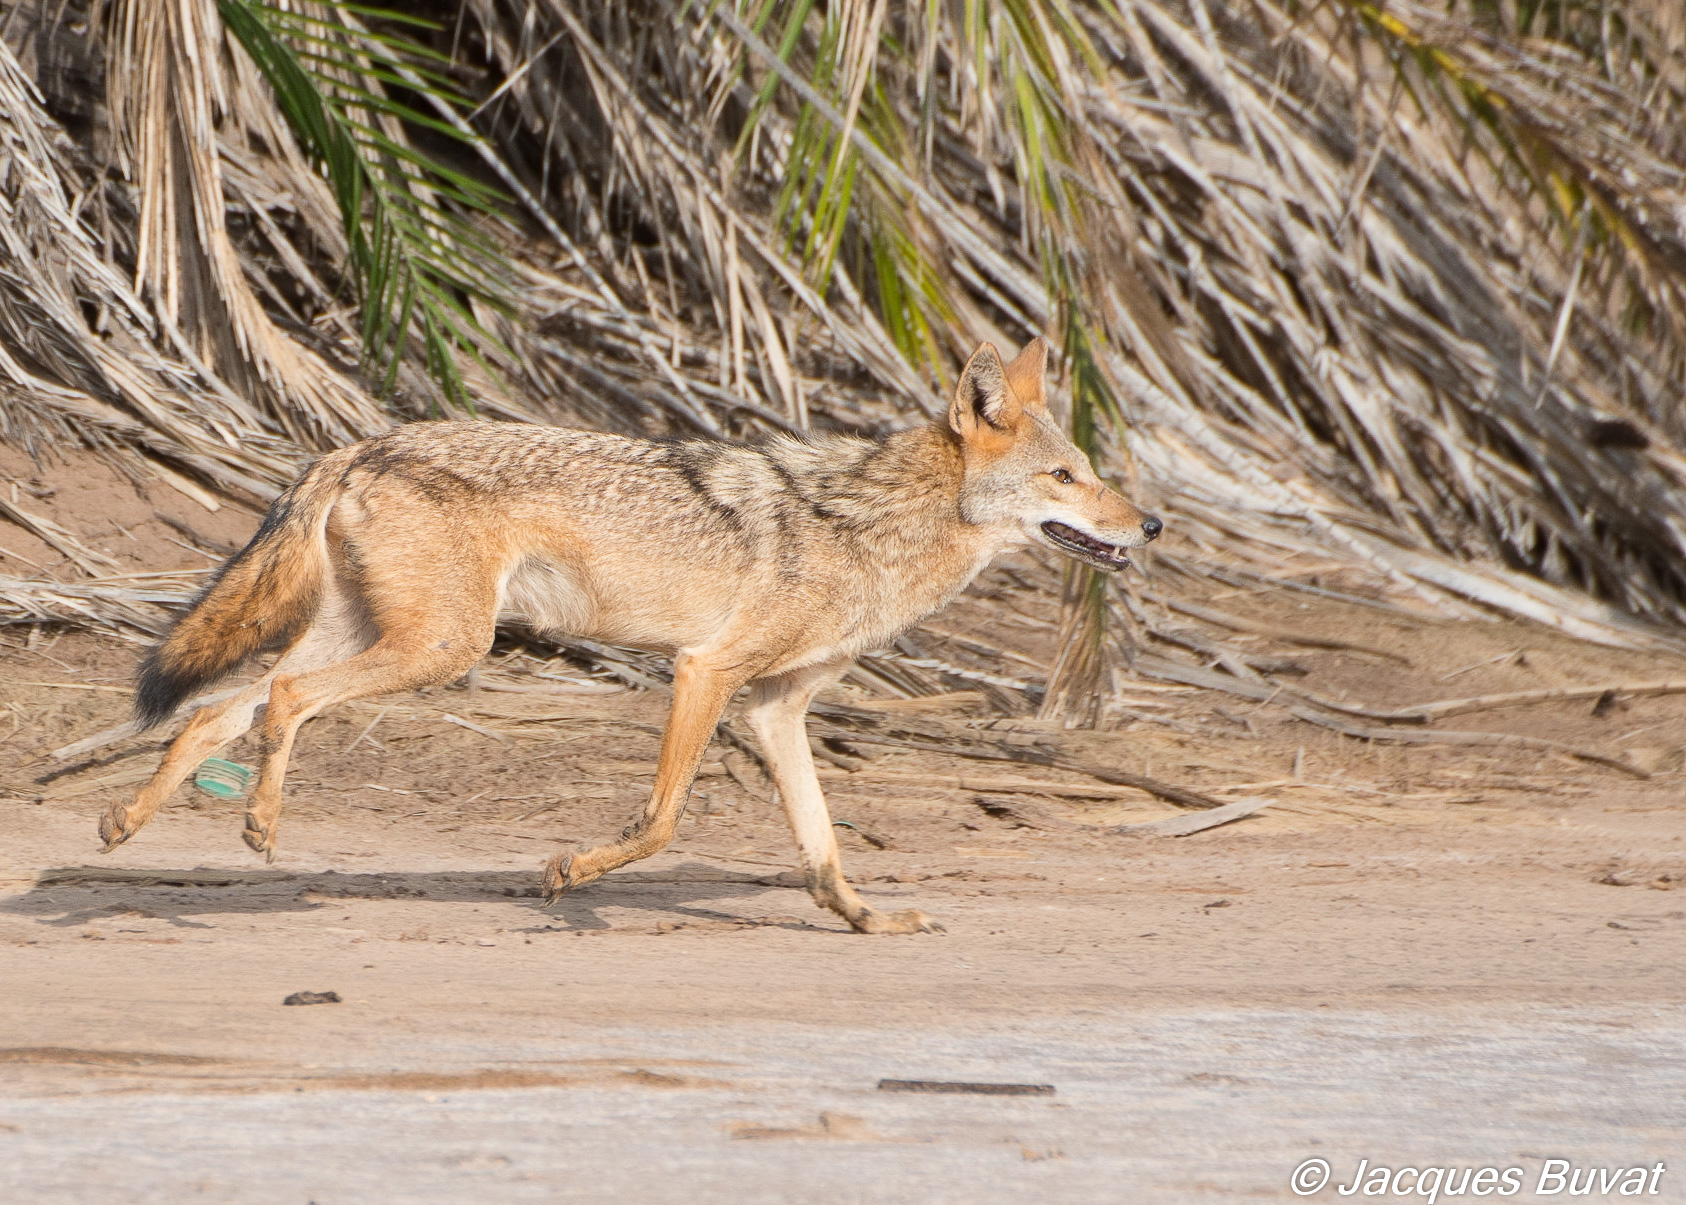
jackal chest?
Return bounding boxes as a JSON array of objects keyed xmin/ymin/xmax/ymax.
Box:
[{"xmin": 767, "ymin": 541, "xmax": 1001, "ymax": 672}]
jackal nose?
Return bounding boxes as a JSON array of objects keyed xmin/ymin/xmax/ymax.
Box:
[{"xmin": 1141, "ymin": 515, "xmax": 1163, "ymax": 542}]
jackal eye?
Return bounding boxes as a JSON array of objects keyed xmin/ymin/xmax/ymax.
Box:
[{"xmin": 1050, "ymin": 468, "xmax": 1075, "ymax": 485}]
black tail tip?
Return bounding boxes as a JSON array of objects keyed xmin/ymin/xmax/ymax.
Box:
[{"xmin": 133, "ymin": 652, "xmax": 194, "ymax": 731}]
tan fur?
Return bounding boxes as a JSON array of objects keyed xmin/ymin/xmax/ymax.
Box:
[{"xmin": 102, "ymin": 340, "xmax": 1160, "ymax": 934}]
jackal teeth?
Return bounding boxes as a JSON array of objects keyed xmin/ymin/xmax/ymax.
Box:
[{"xmin": 1039, "ymin": 520, "xmax": 1131, "ymax": 571}]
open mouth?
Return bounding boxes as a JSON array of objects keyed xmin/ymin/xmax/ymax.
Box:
[{"xmin": 1040, "ymin": 521, "xmax": 1131, "ymax": 572}]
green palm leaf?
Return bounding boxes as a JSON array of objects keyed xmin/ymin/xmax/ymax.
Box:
[{"xmin": 219, "ymin": 0, "xmax": 512, "ymax": 405}]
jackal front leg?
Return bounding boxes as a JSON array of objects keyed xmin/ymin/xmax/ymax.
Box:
[
  {"xmin": 744, "ymin": 663, "xmax": 941, "ymax": 935},
  {"xmin": 542, "ymin": 649, "xmax": 751, "ymax": 905}
]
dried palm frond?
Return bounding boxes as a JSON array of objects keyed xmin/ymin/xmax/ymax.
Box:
[
  {"xmin": 106, "ymin": 0, "xmax": 389, "ymax": 448},
  {"xmin": 0, "ymin": 569, "xmax": 208, "ymax": 638},
  {"xmin": 0, "ymin": 33, "xmax": 302, "ymax": 500}
]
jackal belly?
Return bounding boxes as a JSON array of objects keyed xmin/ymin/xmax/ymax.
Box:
[
  {"xmin": 496, "ymin": 544, "xmax": 922, "ymax": 669},
  {"xmin": 497, "ymin": 550, "xmax": 755, "ymax": 652}
]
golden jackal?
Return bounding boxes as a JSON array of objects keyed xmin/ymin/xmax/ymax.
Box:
[{"xmin": 103, "ymin": 339, "xmax": 1159, "ymax": 933}]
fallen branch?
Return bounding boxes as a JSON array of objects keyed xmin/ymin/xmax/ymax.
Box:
[
  {"xmin": 1123, "ymin": 653, "xmax": 1276, "ymax": 702},
  {"xmin": 1116, "ymin": 797, "xmax": 1276, "ymax": 836},
  {"xmin": 1288, "ymin": 708, "xmax": 1649, "ymax": 777},
  {"xmin": 47, "ymin": 685, "xmax": 245, "ymax": 761},
  {"xmin": 975, "ymin": 794, "xmax": 1273, "ymax": 835},
  {"xmin": 823, "ymin": 727, "xmax": 1228, "ymax": 809},
  {"xmin": 441, "ymin": 712, "xmax": 511, "ymax": 742},
  {"xmin": 1128, "ymin": 652, "xmax": 1464, "ymax": 727},
  {"xmin": 816, "ymin": 767, "xmax": 1204, "ymax": 800},
  {"xmin": 1366, "ymin": 681, "xmax": 1686, "ymax": 723},
  {"xmin": 1147, "ymin": 622, "xmax": 1307, "ymax": 676}
]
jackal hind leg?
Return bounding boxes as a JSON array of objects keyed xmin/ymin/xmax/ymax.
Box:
[
  {"xmin": 99, "ymin": 676, "xmax": 276, "ymax": 852},
  {"xmin": 242, "ymin": 588, "xmax": 496, "ymax": 862},
  {"xmin": 543, "ymin": 648, "xmax": 754, "ymax": 905},
  {"xmin": 743, "ymin": 663, "xmax": 940, "ymax": 934},
  {"xmin": 101, "ymin": 573, "xmax": 379, "ymax": 852}
]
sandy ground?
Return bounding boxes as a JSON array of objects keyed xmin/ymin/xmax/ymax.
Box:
[{"xmin": 2, "ymin": 447, "xmax": 1685, "ymax": 1201}]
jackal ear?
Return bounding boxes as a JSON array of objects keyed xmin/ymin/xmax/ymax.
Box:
[
  {"xmin": 1002, "ymin": 337, "xmax": 1049, "ymax": 411},
  {"xmin": 950, "ymin": 342, "xmax": 1021, "ymax": 438}
]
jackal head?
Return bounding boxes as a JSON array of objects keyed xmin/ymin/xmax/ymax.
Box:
[{"xmin": 949, "ymin": 339, "xmax": 1161, "ymax": 572}]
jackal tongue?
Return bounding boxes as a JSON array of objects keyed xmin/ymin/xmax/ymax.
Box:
[{"xmin": 1040, "ymin": 520, "xmax": 1130, "ymax": 570}]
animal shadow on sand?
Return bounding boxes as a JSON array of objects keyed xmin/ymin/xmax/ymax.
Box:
[{"xmin": 1, "ymin": 862, "xmax": 831, "ymax": 933}]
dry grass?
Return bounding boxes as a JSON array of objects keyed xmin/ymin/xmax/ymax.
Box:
[{"xmin": 2, "ymin": 0, "xmax": 1685, "ymax": 720}]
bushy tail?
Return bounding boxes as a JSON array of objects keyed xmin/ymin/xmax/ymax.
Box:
[{"xmin": 134, "ymin": 458, "xmax": 345, "ymax": 728}]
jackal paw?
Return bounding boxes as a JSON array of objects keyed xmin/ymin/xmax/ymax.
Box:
[
  {"xmin": 242, "ymin": 813, "xmax": 279, "ymax": 864},
  {"xmin": 98, "ymin": 804, "xmax": 138, "ymax": 853},
  {"xmin": 851, "ymin": 908, "xmax": 943, "ymax": 935},
  {"xmin": 541, "ymin": 852, "xmax": 580, "ymax": 907}
]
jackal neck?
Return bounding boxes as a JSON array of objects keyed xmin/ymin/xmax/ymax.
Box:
[
  {"xmin": 789, "ymin": 422, "xmax": 1011, "ymax": 627},
  {"xmin": 796, "ymin": 422, "xmax": 973, "ymax": 549}
]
